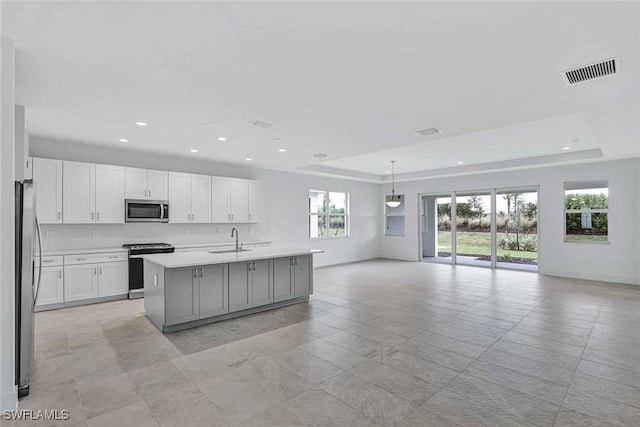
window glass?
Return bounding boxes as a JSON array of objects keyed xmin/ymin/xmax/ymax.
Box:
[{"xmin": 564, "ymin": 185, "xmax": 608, "ymax": 242}]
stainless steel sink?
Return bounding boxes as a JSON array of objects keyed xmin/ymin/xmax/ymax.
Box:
[{"xmin": 207, "ymin": 249, "xmax": 251, "ymax": 254}]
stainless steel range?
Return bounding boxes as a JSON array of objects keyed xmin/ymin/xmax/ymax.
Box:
[{"xmin": 123, "ymin": 243, "xmax": 174, "ymax": 299}]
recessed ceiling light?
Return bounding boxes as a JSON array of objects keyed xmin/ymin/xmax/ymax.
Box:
[
  {"xmin": 135, "ymin": 121, "xmax": 147, "ymax": 127},
  {"xmin": 190, "ymin": 149, "xmax": 198, "ymax": 153},
  {"xmin": 487, "ymin": 144, "xmax": 494, "ymax": 148},
  {"xmin": 274, "ymin": 137, "xmax": 282, "ymax": 141},
  {"xmin": 572, "ymin": 139, "xmax": 580, "ymax": 142},
  {"xmin": 201, "ymin": 122, "xmax": 214, "ymax": 127},
  {"xmin": 278, "ymin": 148, "xmax": 287, "ymax": 152},
  {"xmin": 119, "ymin": 138, "xmax": 128, "ymax": 143},
  {"xmin": 245, "ymin": 157, "xmax": 252, "ymax": 161},
  {"xmin": 385, "ymin": 171, "xmax": 390, "ymax": 174},
  {"xmin": 217, "ymin": 137, "xmax": 227, "ymax": 141},
  {"xmin": 458, "ymin": 161, "xmax": 465, "ymax": 164},
  {"xmin": 562, "ymin": 146, "xmax": 571, "ymax": 150},
  {"xmin": 313, "ymin": 153, "xmax": 329, "ymax": 159}
]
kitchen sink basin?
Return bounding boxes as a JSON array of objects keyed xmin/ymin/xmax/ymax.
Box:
[{"xmin": 207, "ymin": 249, "xmax": 251, "ymax": 254}]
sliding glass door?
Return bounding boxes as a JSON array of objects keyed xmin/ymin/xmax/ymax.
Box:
[
  {"xmin": 495, "ymin": 189, "xmax": 538, "ymax": 270},
  {"xmin": 421, "ymin": 187, "xmax": 538, "ymax": 271},
  {"xmin": 455, "ymin": 192, "xmax": 493, "ymax": 268}
]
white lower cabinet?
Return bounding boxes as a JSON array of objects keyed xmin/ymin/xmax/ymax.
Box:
[
  {"xmin": 35, "ymin": 266, "xmax": 64, "ymax": 307},
  {"xmin": 64, "ymin": 263, "xmax": 99, "ymax": 302},
  {"xmin": 62, "ymin": 252, "xmax": 129, "ymax": 305},
  {"xmin": 98, "ymin": 261, "xmax": 129, "ymax": 297}
]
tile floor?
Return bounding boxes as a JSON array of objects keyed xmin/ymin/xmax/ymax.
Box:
[{"xmin": 9, "ymin": 259, "xmax": 640, "ymax": 426}]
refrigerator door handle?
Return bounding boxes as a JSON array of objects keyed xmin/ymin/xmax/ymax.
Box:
[{"xmin": 33, "ymin": 214, "xmax": 43, "ymax": 305}]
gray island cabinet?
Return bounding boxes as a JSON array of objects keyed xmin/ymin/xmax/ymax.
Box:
[{"xmin": 142, "ymin": 248, "xmax": 319, "ymax": 332}]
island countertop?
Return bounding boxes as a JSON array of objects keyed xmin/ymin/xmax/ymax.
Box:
[{"xmin": 142, "ymin": 246, "xmax": 324, "ymax": 269}]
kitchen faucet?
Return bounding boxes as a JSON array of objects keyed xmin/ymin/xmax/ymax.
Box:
[{"xmin": 231, "ymin": 228, "xmax": 242, "ymax": 252}]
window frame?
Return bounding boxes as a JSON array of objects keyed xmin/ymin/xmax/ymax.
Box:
[
  {"xmin": 309, "ymin": 190, "xmax": 350, "ymax": 239},
  {"xmin": 563, "ymin": 183, "xmax": 609, "ymax": 244}
]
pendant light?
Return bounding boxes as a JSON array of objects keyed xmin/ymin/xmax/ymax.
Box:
[{"xmin": 386, "ymin": 160, "xmax": 402, "ymax": 208}]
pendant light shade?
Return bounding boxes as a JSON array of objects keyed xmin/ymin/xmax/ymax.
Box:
[{"xmin": 386, "ymin": 160, "xmax": 402, "ymax": 208}]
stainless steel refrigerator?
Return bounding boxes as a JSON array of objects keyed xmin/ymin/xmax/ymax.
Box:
[{"xmin": 15, "ymin": 180, "xmax": 42, "ymax": 398}]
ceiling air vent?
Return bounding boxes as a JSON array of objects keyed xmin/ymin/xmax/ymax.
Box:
[
  {"xmin": 561, "ymin": 57, "xmax": 619, "ymax": 86},
  {"xmin": 252, "ymin": 121, "xmax": 273, "ymax": 128},
  {"xmin": 416, "ymin": 127, "xmax": 442, "ymax": 136},
  {"xmin": 313, "ymin": 153, "xmax": 328, "ymax": 159}
]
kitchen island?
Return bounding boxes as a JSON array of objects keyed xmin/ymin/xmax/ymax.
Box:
[{"xmin": 142, "ymin": 247, "xmax": 323, "ymax": 332}]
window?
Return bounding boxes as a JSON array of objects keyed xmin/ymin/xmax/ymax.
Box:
[
  {"xmin": 564, "ymin": 182, "xmax": 608, "ymax": 242},
  {"xmin": 309, "ymin": 190, "xmax": 349, "ymax": 238}
]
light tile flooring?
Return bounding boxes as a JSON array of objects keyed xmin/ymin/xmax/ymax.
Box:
[{"xmin": 10, "ymin": 259, "xmax": 640, "ymax": 426}]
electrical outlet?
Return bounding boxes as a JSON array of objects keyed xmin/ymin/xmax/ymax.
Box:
[
  {"xmin": 248, "ymin": 227, "xmax": 252, "ymax": 234},
  {"xmin": 45, "ymin": 231, "xmax": 53, "ymax": 239},
  {"xmin": 184, "ymin": 228, "xmax": 190, "ymax": 235},
  {"xmin": 92, "ymin": 230, "xmax": 99, "ymax": 238}
]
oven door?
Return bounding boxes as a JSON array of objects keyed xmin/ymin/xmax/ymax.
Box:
[{"xmin": 125, "ymin": 199, "xmax": 169, "ymax": 222}]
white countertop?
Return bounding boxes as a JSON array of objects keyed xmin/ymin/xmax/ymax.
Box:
[
  {"xmin": 38, "ymin": 241, "xmax": 272, "ymax": 256},
  {"xmin": 142, "ymin": 247, "xmax": 324, "ymax": 269}
]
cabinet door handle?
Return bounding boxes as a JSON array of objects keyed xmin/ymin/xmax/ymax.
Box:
[
  {"xmin": 200, "ymin": 267, "xmax": 204, "ymax": 278},
  {"xmin": 249, "ymin": 214, "xmax": 251, "ymax": 221},
  {"xmin": 247, "ymin": 263, "xmax": 251, "ymax": 272},
  {"xmin": 57, "ymin": 212, "xmax": 61, "ymax": 220},
  {"xmin": 99, "ymin": 267, "xmax": 102, "ymax": 275},
  {"xmin": 144, "ymin": 190, "xmax": 147, "ymax": 197},
  {"xmin": 149, "ymin": 190, "xmax": 152, "ymax": 198},
  {"xmin": 94, "ymin": 267, "xmax": 97, "ymax": 275},
  {"xmin": 43, "ymin": 259, "xmax": 54, "ymax": 263},
  {"xmin": 194, "ymin": 268, "xmax": 198, "ymax": 278},
  {"xmin": 58, "ymin": 271, "xmax": 62, "ymax": 279},
  {"xmin": 76, "ymin": 257, "xmax": 86, "ymax": 261},
  {"xmin": 97, "ymin": 212, "xmax": 100, "ymax": 221},
  {"xmin": 290, "ymin": 258, "xmax": 294, "ymax": 266},
  {"xmin": 295, "ymin": 258, "xmax": 298, "ymax": 265},
  {"xmin": 91, "ymin": 212, "xmax": 94, "ymax": 220}
]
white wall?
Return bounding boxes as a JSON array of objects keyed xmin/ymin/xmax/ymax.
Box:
[
  {"xmin": 380, "ymin": 158, "xmax": 640, "ymax": 285},
  {"xmin": 31, "ymin": 137, "xmax": 380, "ymax": 267},
  {"xmin": 1, "ymin": 36, "xmax": 17, "ymax": 411}
]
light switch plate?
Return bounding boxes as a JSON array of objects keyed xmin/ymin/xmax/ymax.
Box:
[
  {"xmin": 45, "ymin": 231, "xmax": 53, "ymax": 239},
  {"xmin": 92, "ymin": 230, "xmax": 99, "ymax": 238}
]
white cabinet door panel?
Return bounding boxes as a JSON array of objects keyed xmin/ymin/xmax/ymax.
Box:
[
  {"xmin": 229, "ymin": 178, "xmax": 248, "ymax": 223},
  {"xmin": 35, "ymin": 267, "xmax": 64, "ymax": 307},
  {"xmin": 64, "ymin": 264, "xmax": 99, "ymax": 302},
  {"xmin": 211, "ymin": 177, "xmax": 231, "ymax": 223},
  {"xmin": 95, "ymin": 164, "xmax": 125, "ymax": 223},
  {"xmin": 33, "ymin": 158, "xmax": 63, "ymax": 224},
  {"xmin": 147, "ymin": 170, "xmax": 168, "ymax": 200},
  {"xmin": 63, "ymin": 161, "xmax": 95, "ymax": 224},
  {"xmin": 190, "ymin": 174, "xmax": 211, "ymax": 223},
  {"xmin": 169, "ymin": 172, "xmax": 191, "ymax": 223},
  {"xmin": 125, "ymin": 167, "xmax": 148, "ymax": 199},
  {"xmin": 98, "ymin": 261, "xmax": 128, "ymax": 297},
  {"xmin": 248, "ymin": 180, "xmax": 262, "ymax": 223}
]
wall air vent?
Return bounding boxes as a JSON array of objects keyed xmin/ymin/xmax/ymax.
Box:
[
  {"xmin": 416, "ymin": 127, "xmax": 442, "ymax": 136},
  {"xmin": 561, "ymin": 57, "xmax": 619, "ymax": 86},
  {"xmin": 252, "ymin": 121, "xmax": 273, "ymax": 128},
  {"xmin": 313, "ymin": 153, "xmax": 328, "ymax": 159}
]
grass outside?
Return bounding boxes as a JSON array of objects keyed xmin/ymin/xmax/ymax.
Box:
[
  {"xmin": 438, "ymin": 231, "xmax": 538, "ymax": 260},
  {"xmin": 565, "ymin": 234, "xmax": 607, "ymax": 242}
]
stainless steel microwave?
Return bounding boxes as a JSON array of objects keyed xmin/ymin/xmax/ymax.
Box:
[{"xmin": 125, "ymin": 199, "xmax": 169, "ymax": 222}]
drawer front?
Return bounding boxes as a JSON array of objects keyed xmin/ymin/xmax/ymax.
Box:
[
  {"xmin": 36, "ymin": 255, "xmax": 64, "ymax": 267},
  {"xmin": 64, "ymin": 252, "xmax": 128, "ymax": 265}
]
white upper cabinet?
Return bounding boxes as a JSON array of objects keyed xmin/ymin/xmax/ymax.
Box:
[
  {"xmin": 248, "ymin": 180, "xmax": 263, "ymax": 223},
  {"xmin": 95, "ymin": 164, "xmax": 125, "ymax": 223},
  {"xmin": 63, "ymin": 161, "xmax": 124, "ymax": 224},
  {"xmin": 33, "ymin": 158, "xmax": 63, "ymax": 224},
  {"xmin": 124, "ymin": 167, "xmax": 147, "ymax": 199},
  {"xmin": 63, "ymin": 161, "xmax": 96, "ymax": 224},
  {"xmin": 211, "ymin": 177, "xmax": 231, "ymax": 223},
  {"xmin": 229, "ymin": 178, "xmax": 249, "ymax": 223},
  {"xmin": 190, "ymin": 174, "xmax": 211, "ymax": 223},
  {"xmin": 126, "ymin": 168, "xmax": 168, "ymax": 200},
  {"xmin": 168, "ymin": 172, "xmax": 191, "ymax": 223},
  {"xmin": 147, "ymin": 169, "xmax": 168, "ymax": 200}
]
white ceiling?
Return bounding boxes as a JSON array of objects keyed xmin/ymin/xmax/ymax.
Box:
[{"xmin": 2, "ymin": 1, "xmax": 639, "ymax": 179}]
